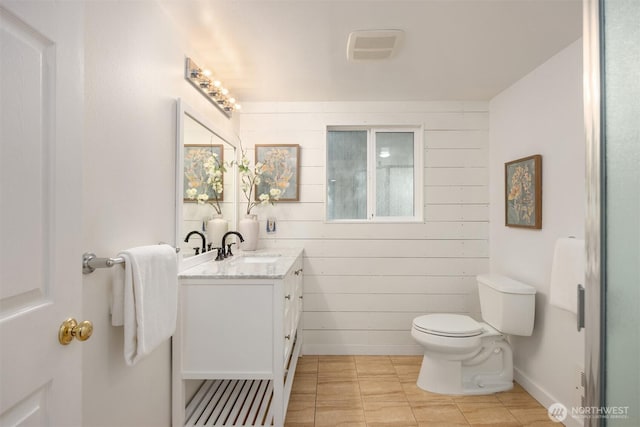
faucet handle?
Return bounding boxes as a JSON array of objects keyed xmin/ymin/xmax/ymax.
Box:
[
  {"xmin": 214, "ymin": 247, "xmax": 225, "ymax": 261},
  {"xmin": 193, "ymin": 247, "xmax": 200, "ymax": 256},
  {"xmin": 226, "ymin": 242, "xmax": 236, "ymax": 257}
]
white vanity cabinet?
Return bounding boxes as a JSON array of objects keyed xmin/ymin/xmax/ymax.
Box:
[{"xmin": 172, "ymin": 249, "xmax": 304, "ymax": 427}]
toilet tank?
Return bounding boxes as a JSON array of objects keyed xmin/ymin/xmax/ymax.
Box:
[{"xmin": 477, "ymin": 274, "xmax": 536, "ymax": 336}]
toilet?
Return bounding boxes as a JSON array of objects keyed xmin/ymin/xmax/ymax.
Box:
[{"xmin": 411, "ymin": 274, "xmax": 536, "ymax": 395}]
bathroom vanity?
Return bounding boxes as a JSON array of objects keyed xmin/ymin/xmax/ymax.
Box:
[{"xmin": 171, "ymin": 248, "xmax": 304, "ymax": 427}]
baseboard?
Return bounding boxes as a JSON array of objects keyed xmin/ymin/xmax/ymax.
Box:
[
  {"xmin": 514, "ymin": 367, "xmax": 583, "ymax": 427},
  {"xmin": 303, "ymin": 344, "xmax": 423, "ymax": 355}
]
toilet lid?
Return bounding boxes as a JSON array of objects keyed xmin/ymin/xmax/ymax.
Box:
[{"xmin": 413, "ymin": 314, "xmax": 483, "ymax": 337}]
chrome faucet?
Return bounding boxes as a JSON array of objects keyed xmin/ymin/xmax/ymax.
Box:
[
  {"xmin": 221, "ymin": 231, "xmax": 244, "ymax": 258},
  {"xmin": 184, "ymin": 230, "xmax": 206, "ymax": 255}
]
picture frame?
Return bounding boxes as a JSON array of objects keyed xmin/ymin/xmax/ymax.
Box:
[
  {"xmin": 183, "ymin": 144, "xmax": 224, "ymax": 202},
  {"xmin": 505, "ymin": 154, "xmax": 542, "ymax": 229},
  {"xmin": 255, "ymin": 144, "xmax": 300, "ymax": 202}
]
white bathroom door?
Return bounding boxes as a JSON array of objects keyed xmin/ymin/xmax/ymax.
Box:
[{"xmin": 0, "ymin": 2, "xmax": 84, "ymax": 426}]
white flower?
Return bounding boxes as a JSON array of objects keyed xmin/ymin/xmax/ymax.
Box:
[
  {"xmin": 235, "ymin": 146, "xmax": 280, "ymax": 215},
  {"xmin": 269, "ymin": 188, "xmax": 282, "ymax": 197},
  {"xmin": 258, "ymin": 193, "xmax": 271, "ymax": 205},
  {"xmin": 197, "ymin": 193, "xmax": 209, "ymax": 204},
  {"xmin": 186, "ymin": 188, "xmax": 198, "ymax": 199}
]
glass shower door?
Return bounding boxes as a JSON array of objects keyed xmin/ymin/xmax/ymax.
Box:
[{"xmin": 602, "ymin": 0, "xmax": 640, "ymax": 425}]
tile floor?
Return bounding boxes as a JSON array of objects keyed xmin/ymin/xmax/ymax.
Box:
[{"xmin": 285, "ymin": 355, "xmax": 559, "ymax": 427}]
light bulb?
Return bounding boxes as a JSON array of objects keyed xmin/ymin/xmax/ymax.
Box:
[{"xmin": 186, "ymin": 58, "xmax": 241, "ymax": 115}]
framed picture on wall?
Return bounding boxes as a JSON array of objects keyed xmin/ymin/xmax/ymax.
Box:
[
  {"xmin": 183, "ymin": 144, "xmax": 224, "ymax": 202},
  {"xmin": 255, "ymin": 144, "xmax": 300, "ymax": 202},
  {"xmin": 505, "ymin": 154, "xmax": 542, "ymax": 229}
]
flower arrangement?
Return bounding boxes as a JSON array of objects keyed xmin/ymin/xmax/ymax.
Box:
[
  {"xmin": 236, "ymin": 148, "xmax": 281, "ymax": 215},
  {"xmin": 184, "ymin": 150, "xmax": 226, "ymax": 215}
]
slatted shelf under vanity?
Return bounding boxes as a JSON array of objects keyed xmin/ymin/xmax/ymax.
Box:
[
  {"xmin": 184, "ymin": 332, "xmax": 300, "ymax": 427},
  {"xmin": 186, "ymin": 379, "xmax": 275, "ymax": 426}
]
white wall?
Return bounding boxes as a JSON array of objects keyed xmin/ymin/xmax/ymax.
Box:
[
  {"xmin": 489, "ymin": 38, "xmax": 584, "ymax": 423},
  {"xmin": 82, "ymin": 3, "xmax": 238, "ymax": 426},
  {"xmin": 239, "ymin": 101, "xmax": 489, "ymax": 354}
]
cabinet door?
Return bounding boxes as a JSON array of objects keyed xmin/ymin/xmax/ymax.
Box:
[{"xmin": 182, "ymin": 284, "xmax": 274, "ymax": 376}]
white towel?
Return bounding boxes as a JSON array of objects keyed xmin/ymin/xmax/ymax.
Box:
[
  {"xmin": 549, "ymin": 238, "xmax": 585, "ymax": 314},
  {"xmin": 111, "ymin": 244, "xmax": 178, "ymax": 366}
]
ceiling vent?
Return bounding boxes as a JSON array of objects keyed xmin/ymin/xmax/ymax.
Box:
[{"xmin": 347, "ymin": 30, "xmax": 404, "ymax": 61}]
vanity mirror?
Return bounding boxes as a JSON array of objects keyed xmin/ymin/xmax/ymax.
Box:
[{"xmin": 176, "ymin": 99, "xmax": 238, "ymax": 269}]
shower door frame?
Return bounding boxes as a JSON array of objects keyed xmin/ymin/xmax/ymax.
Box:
[{"xmin": 583, "ymin": 0, "xmax": 605, "ymax": 425}]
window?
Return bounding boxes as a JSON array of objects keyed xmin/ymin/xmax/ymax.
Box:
[{"xmin": 326, "ymin": 127, "xmax": 423, "ymax": 222}]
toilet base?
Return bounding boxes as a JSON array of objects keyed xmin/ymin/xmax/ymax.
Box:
[{"xmin": 416, "ymin": 340, "xmax": 514, "ymax": 395}]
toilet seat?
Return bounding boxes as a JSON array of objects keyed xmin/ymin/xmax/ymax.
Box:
[{"xmin": 413, "ymin": 314, "xmax": 484, "ymax": 337}]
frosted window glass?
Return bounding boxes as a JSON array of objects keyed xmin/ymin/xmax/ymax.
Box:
[
  {"xmin": 604, "ymin": 0, "xmax": 640, "ymax": 423},
  {"xmin": 375, "ymin": 132, "xmax": 414, "ymax": 217},
  {"xmin": 326, "ymin": 131, "xmax": 367, "ymax": 220}
]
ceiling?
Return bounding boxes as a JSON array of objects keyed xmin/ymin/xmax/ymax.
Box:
[{"xmin": 161, "ymin": 0, "xmax": 582, "ymax": 103}]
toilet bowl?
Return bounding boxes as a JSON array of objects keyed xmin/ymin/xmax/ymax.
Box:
[
  {"xmin": 411, "ymin": 275, "xmax": 535, "ymax": 395},
  {"xmin": 411, "ymin": 314, "xmax": 512, "ymax": 394}
]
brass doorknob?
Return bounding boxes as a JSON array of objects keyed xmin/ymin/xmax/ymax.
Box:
[{"xmin": 58, "ymin": 318, "xmax": 93, "ymax": 345}]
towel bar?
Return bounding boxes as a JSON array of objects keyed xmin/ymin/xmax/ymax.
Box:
[{"xmin": 82, "ymin": 245, "xmax": 180, "ymax": 274}]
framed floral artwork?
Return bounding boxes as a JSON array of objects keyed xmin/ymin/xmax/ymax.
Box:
[
  {"xmin": 183, "ymin": 144, "xmax": 224, "ymax": 202},
  {"xmin": 505, "ymin": 154, "xmax": 542, "ymax": 229},
  {"xmin": 255, "ymin": 144, "xmax": 300, "ymax": 202}
]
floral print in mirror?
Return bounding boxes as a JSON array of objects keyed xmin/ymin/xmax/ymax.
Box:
[{"xmin": 184, "ymin": 144, "xmax": 226, "ymax": 215}]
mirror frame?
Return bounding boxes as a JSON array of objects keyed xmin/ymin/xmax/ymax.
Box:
[{"xmin": 175, "ymin": 98, "xmax": 238, "ymax": 271}]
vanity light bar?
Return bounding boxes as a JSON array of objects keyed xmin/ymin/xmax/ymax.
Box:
[{"xmin": 185, "ymin": 57, "xmax": 241, "ymax": 118}]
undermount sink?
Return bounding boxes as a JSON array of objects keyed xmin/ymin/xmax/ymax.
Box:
[{"xmin": 234, "ymin": 256, "xmax": 280, "ymax": 264}]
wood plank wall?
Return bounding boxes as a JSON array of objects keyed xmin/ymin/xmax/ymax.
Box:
[{"xmin": 239, "ymin": 102, "xmax": 489, "ymax": 355}]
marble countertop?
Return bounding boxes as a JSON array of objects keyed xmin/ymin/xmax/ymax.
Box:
[{"xmin": 179, "ymin": 247, "xmax": 303, "ymax": 280}]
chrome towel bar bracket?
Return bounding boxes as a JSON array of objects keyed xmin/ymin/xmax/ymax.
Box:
[
  {"xmin": 82, "ymin": 253, "xmax": 124, "ymax": 274},
  {"xmin": 82, "ymin": 245, "xmax": 180, "ymax": 275}
]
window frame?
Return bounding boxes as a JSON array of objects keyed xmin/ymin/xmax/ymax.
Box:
[{"xmin": 325, "ymin": 125, "xmax": 424, "ymax": 223}]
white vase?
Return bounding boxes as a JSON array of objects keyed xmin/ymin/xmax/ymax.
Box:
[
  {"xmin": 238, "ymin": 214, "xmax": 259, "ymax": 251},
  {"xmin": 206, "ymin": 214, "xmax": 228, "ymax": 250}
]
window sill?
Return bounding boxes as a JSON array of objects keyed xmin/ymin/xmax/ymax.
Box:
[{"xmin": 325, "ymin": 218, "xmax": 425, "ymax": 225}]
